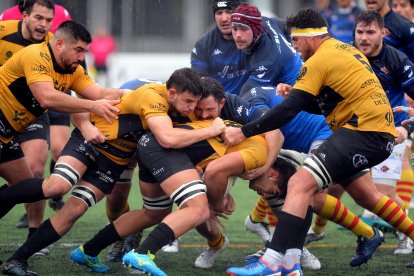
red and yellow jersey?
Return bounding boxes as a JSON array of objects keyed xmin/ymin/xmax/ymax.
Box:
[
  {"xmin": 0, "ymin": 20, "xmax": 53, "ymax": 66},
  {"xmin": 90, "ymin": 83, "xmax": 172, "ymax": 165},
  {"xmin": 294, "ymin": 38, "xmax": 397, "ymax": 137},
  {"xmin": 0, "ymin": 42, "xmax": 94, "ymax": 143}
]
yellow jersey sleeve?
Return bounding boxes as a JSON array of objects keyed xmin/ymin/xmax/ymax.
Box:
[{"xmin": 69, "ymin": 66, "xmax": 95, "ymax": 92}]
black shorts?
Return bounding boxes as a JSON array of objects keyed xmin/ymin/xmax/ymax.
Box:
[
  {"xmin": 61, "ymin": 128, "xmax": 127, "ymax": 194},
  {"xmin": 0, "ymin": 138, "xmax": 24, "ymax": 164},
  {"xmin": 137, "ymin": 131, "xmax": 215, "ymax": 183},
  {"xmin": 15, "ymin": 113, "xmax": 50, "ymax": 144},
  {"xmin": 311, "ymin": 128, "xmax": 394, "ymax": 188},
  {"xmin": 48, "ymin": 110, "xmax": 70, "ymax": 126}
]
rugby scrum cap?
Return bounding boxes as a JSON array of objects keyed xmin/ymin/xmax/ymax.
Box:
[
  {"xmin": 231, "ymin": 3, "xmax": 263, "ymax": 42},
  {"xmin": 212, "ymin": 0, "xmax": 241, "ymax": 14}
]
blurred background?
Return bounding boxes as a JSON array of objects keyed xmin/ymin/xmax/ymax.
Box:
[{"xmin": 0, "ymin": 0, "xmax": 367, "ymax": 85}]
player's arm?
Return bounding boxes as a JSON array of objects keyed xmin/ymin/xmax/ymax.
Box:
[
  {"xmin": 77, "ymin": 83, "xmax": 127, "ymax": 100},
  {"xmin": 146, "ymin": 115, "xmax": 225, "ymax": 149},
  {"xmin": 224, "ymin": 89, "xmax": 313, "ymax": 146},
  {"xmin": 71, "ymin": 112, "xmax": 105, "ymax": 144},
  {"xmin": 29, "ymin": 81, "xmax": 120, "ymax": 124}
]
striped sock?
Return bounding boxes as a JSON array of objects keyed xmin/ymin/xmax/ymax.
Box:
[
  {"xmin": 250, "ymin": 196, "xmax": 270, "ymax": 223},
  {"xmin": 317, "ymin": 195, "xmax": 374, "ymax": 238},
  {"xmin": 207, "ymin": 232, "xmax": 225, "ymax": 250},
  {"xmin": 396, "ymin": 168, "xmax": 414, "ymax": 210},
  {"xmin": 372, "ymin": 196, "xmax": 414, "ymax": 240}
]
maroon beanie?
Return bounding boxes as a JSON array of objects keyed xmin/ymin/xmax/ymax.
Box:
[{"xmin": 231, "ymin": 3, "xmax": 263, "ymax": 42}]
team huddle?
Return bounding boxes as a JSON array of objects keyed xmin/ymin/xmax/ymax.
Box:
[{"xmin": 1, "ymin": 0, "xmax": 414, "ymax": 275}]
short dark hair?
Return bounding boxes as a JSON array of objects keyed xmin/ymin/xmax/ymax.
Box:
[
  {"xmin": 287, "ymin": 8, "xmax": 328, "ymax": 29},
  {"xmin": 270, "ymin": 157, "xmax": 297, "ymax": 199},
  {"xmin": 166, "ymin": 68, "xmax": 203, "ymax": 98},
  {"xmin": 55, "ymin": 20, "xmax": 92, "ymax": 44},
  {"xmin": 200, "ymin": 77, "xmax": 225, "ymax": 101},
  {"xmin": 356, "ymin": 11, "xmax": 384, "ymax": 29},
  {"xmin": 19, "ymin": 0, "xmax": 55, "ymax": 14}
]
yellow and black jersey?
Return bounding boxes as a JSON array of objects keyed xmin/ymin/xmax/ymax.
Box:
[
  {"xmin": 0, "ymin": 20, "xmax": 53, "ymax": 66},
  {"xmin": 0, "ymin": 42, "xmax": 94, "ymax": 143},
  {"xmin": 90, "ymin": 83, "xmax": 172, "ymax": 165},
  {"xmin": 294, "ymin": 38, "xmax": 397, "ymax": 137},
  {"xmin": 177, "ymin": 120, "xmax": 267, "ymax": 170}
]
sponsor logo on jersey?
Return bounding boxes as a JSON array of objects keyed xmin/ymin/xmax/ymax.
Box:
[
  {"xmin": 212, "ymin": 48, "xmax": 223, "ymax": 56},
  {"xmin": 192, "ymin": 47, "xmax": 197, "ymax": 55},
  {"xmin": 297, "ymin": 66, "xmax": 307, "ymax": 81},
  {"xmin": 380, "ymin": 66, "xmax": 389, "ymax": 75},
  {"xmin": 150, "ymin": 103, "xmax": 167, "ymax": 112}
]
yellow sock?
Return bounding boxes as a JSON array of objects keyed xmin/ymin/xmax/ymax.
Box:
[
  {"xmin": 207, "ymin": 232, "xmax": 224, "ymax": 250},
  {"xmin": 372, "ymin": 196, "xmax": 414, "ymax": 240},
  {"xmin": 396, "ymin": 169, "xmax": 414, "ymax": 210},
  {"xmin": 267, "ymin": 210, "xmax": 278, "ymax": 227},
  {"xmin": 250, "ymin": 196, "xmax": 270, "ymax": 223},
  {"xmin": 105, "ymin": 201, "xmax": 129, "ymax": 222},
  {"xmin": 317, "ymin": 195, "xmax": 374, "ymax": 238}
]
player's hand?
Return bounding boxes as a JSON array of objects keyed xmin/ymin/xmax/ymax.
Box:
[
  {"xmin": 276, "ymin": 83, "xmax": 292, "ymax": 98},
  {"xmin": 223, "ymin": 127, "xmax": 246, "ymax": 146},
  {"xmin": 393, "ymin": 106, "xmax": 414, "ymax": 117},
  {"xmin": 395, "ymin": 126, "xmax": 408, "ymax": 145},
  {"xmin": 223, "ymin": 193, "xmax": 235, "ymax": 216},
  {"xmin": 80, "ymin": 122, "xmax": 106, "ymax": 144},
  {"xmin": 210, "ymin": 117, "xmax": 226, "ymax": 136},
  {"xmin": 241, "ymin": 165, "xmax": 268, "ymax": 180},
  {"xmin": 91, "ymin": 99, "xmax": 120, "ymax": 124}
]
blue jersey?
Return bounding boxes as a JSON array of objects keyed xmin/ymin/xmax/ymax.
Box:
[
  {"xmin": 241, "ymin": 19, "xmax": 303, "ymax": 97},
  {"xmin": 327, "ymin": 6, "xmax": 362, "ymax": 43},
  {"xmin": 367, "ymin": 45, "xmax": 414, "ymax": 126},
  {"xmin": 383, "ymin": 10, "xmax": 414, "ymax": 63},
  {"xmin": 119, "ymin": 78, "xmax": 162, "ymax": 90},
  {"xmin": 243, "ymin": 86, "xmax": 332, "ymax": 153},
  {"xmin": 220, "ymin": 93, "xmax": 264, "ymax": 124},
  {"xmin": 191, "ymin": 27, "xmax": 249, "ymax": 95}
]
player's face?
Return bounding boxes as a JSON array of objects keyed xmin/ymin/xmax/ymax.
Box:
[
  {"xmin": 58, "ymin": 40, "xmax": 89, "ymax": 73},
  {"xmin": 171, "ymin": 91, "xmax": 200, "ymax": 116},
  {"xmin": 354, "ymin": 21, "xmax": 383, "ymax": 57},
  {"xmin": 195, "ymin": 96, "xmax": 224, "ymax": 120},
  {"xmin": 215, "ymin": 9, "xmax": 233, "ymax": 38},
  {"xmin": 291, "ymin": 36, "xmax": 313, "ymax": 61},
  {"xmin": 336, "ymin": 0, "xmax": 353, "ymax": 8},
  {"xmin": 365, "ymin": 0, "xmax": 388, "ymax": 12},
  {"xmin": 392, "ymin": 0, "xmax": 414, "ymax": 21},
  {"xmin": 22, "ymin": 3, "xmax": 53, "ymax": 42},
  {"xmin": 232, "ymin": 24, "xmax": 254, "ymax": 50},
  {"xmin": 249, "ymin": 172, "xmax": 282, "ymax": 199}
]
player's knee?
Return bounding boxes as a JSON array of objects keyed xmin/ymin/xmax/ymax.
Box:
[
  {"xmin": 45, "ymin": 162, "xmax": 81, "ymax": 197},
  {"xmin": 42, "ymin": 178, "xmax": 72, "ymax": 198}
]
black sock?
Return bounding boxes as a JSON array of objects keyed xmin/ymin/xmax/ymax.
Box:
[
  {"xmin": 0, "ymin": 178, "xmax": 45, "ymax": 219},
  {"xmin": 288, "ymin": 206, "xmax": 313, "ymax": 249},
  {"xmin": 137, "ymin": 223, "xmax": 175, "ymax": 255},
  {"xmin": 0, "ymin": 183, "xmax": 8, "ymax": 192},
  {"xmin": 0, "ymin": 178, "xmax": 45, "ymax": 204},
  {"xmin": 83, "ymin": 223, "xmax": 122, "ymax": 257},
  {"xmin": 49, "ymin": 160, "xmax": 56, "ymax": 175},
  {"xmin": 268, "ymin": 210, "xmax": 304, "ymax": 254},
  {"xmin": 27, "ymin": 228, "xmax": 38, "ymax": 239},
  {"xmin": 8, "ymin": 219, "xmax": 60, "ymax": 261}
]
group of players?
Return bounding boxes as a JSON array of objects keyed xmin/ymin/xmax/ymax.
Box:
[{"xmin": 1, "ymin": 0, "xmax": 414, "ymax": 275}]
